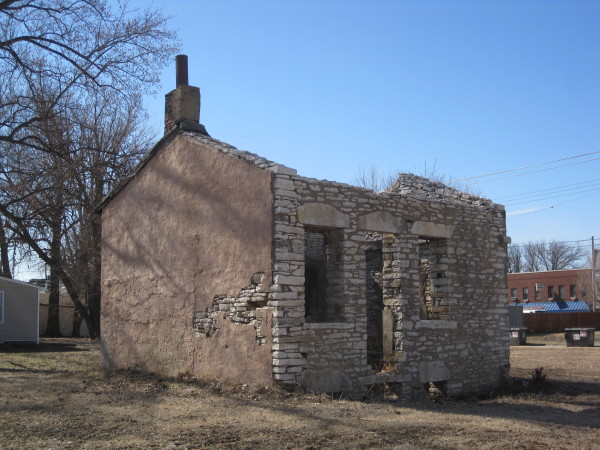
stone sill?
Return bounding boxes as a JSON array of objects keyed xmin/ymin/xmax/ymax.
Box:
[
  {"xmin": 419, "ymin": 320, "xmax": 458, "ymax": 329},
  {"xmin": 304, "ymin": 322, "xmax": 354, "ymax": 330}
]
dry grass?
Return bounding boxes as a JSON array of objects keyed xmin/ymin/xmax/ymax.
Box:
[{"xmin": 1, "ymin": 335, "xmax": 599, "ymax": 449}]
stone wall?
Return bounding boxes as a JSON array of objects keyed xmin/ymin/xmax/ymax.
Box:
[
  {"xmin": 101, "ymin": 126, "xmax": 509, "ymax": 398},
  {"xmin": 268, "ymin": 172, "xmax": 509, "ymax": 398}
]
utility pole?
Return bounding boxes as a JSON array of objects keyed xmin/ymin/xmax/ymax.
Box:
[{"xmin": 592, "ymin": 236, "xmax": 596, "ymax": 312}]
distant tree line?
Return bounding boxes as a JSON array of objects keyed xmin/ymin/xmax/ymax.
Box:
[
  {"xmin": 0, "ymin": 0, "xmax": 180, "ymax": 338},
  {"xmin": 507, "ymin": 240, "xmax": 588, "ymax": 273}
]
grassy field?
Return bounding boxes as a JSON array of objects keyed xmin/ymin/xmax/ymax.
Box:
[{"xmin": 1, "ymin": 334, "xmax": 599, "ymax": 449}]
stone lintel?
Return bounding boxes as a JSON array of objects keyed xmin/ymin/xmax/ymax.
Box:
[
  {"xmin": 297, "ymin": 203, "xmax": 349, "ymax": 228},
  {"xmin": 411, "ymin": 221, "xmax": 454, "ymax": 238},
  {"xmin": 357, "ymin": 211, "xmax": 403, "ymax": 233}
]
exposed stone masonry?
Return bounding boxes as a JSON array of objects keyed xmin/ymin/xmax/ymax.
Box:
[
  {"xmin": 193, "ymin": 273, "xmax": 269, "ymax": 346},
  {"xmin": 389, "ymin": 173, "xmax": 495, "ymax": 206},
  {"xmin": 267, "ymin": 169, "xmax": 509, "ymax": 398},
  {"xmin": 418, "ymin": 238, "xmax": 450, "ymax": 320}
]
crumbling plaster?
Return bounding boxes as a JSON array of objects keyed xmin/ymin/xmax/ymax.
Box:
[{"xmin": 101, "ymin": 134, "xmax": 274, "ymax": 384}]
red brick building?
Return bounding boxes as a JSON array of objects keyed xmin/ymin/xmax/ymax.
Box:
[{"xmin": 507, "ymin": 269, "xmax": 592, "ymax": 303}]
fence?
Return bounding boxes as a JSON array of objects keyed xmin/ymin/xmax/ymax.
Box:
[{"xmin": 524, "ymin": 312, "xmax": 600, "ymax": 332}]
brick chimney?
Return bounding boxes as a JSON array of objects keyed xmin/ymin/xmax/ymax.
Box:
[{"xmin": 164, "ymin": 55, "xmax": 208, "ymax": 135}]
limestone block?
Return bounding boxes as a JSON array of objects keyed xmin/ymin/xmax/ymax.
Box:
[
  {"xmin": 418, "ymin": 360, "xmax": 450, "ymax": 383},
  {"xmin": 411, "ymin": 221, "xmax": 454, "ymax": 238},
  {"xmin": 297, "ymin": 203, "xmax": 349, "ymax": 228},
  {"xmin": 357, "ymin": 211, "xmax": 403, "ymax": 233},
  {"xmin": 273, "ymin": 177, "xmax": 296, "ymax": 191},
  {"xmin": 273, "ymin": 373, "xmax": 296, "ymax": 381},
  {"xmin": 273, "ymin": 274, "xmax": 304, "ymax": 286},
  {"xmin": 268, "ymin": 165, "xmax": 297, "ymax": 175},
  {"xmin": 272, "ymin": 358, "xmax": 307, "ymax": 366}
]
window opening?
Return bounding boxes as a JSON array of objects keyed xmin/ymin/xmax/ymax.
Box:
[
  {"xmin": 558, "ymin": 285, "xmax": 566, "ymax": 300},
  {"xmin": 523, "ymin": 287, "xmax": 529, "ymax": 301},
  {"xmin": 418, "ymin": 238, "xmax": 449, "ymax": 320},
  {"xmin": 304, "ymin": 229, "xmax": 327, "ymax": 322},
  {"xmin": 304, "ymin": 227, "xmax": 345, "ymax": 322},
  {"xmin": 570, "ymin": 284, "xmax": 577, "ymax": 299},
  {"xmin": 510, "ymin": 288, "xmax": 517, "ymax": 301},
  {"xmin": 365, "ymin": 241, "xmax": 383, "ymax": 370},
  {"xmin": 547, "ymin": 285, "xmax": 554, "ymax": 300}
]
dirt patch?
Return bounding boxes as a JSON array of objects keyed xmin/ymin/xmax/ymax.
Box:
[{"xmin": 1, "ymin": 336, "xmax": 599, "ymax": 449}]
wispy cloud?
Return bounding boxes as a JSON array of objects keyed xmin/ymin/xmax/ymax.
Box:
[{"xmin": 507, "ymin": 207, "xmax": 548, "ymax": 217}]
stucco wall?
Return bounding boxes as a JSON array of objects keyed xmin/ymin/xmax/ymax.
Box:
[{"xmin": 101, "ymin": 134, "xmax": 274, "ymax": 385}]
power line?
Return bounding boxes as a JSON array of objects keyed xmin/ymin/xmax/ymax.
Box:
[
  {"xmin": 510, "ymin": 244, "xmax": 592, "ymax": 249},
  {"xmin": 495, "ymin": 178, "xmax": 600, "ymax": 201},
  {"xmin": 506, "ymin": 186, "xmax": 600, "ymax": 217},
  {"xmin": 509, "ymin": 238, "xmax": 592, "ymax": 248},
  {"xmin": 503, "ymin": 186, "xmax": 600, "ymax": 207},
  {"xmin": 551, "ymin": 188, "xmax": 600, "ymax": 209},
  {"xmin": 463, "ymin": 156, "xmax": 600, "ymax": 185},
  {"xmin": 450, "ymin": 150, "xmax": 600, "ymax": 183}
]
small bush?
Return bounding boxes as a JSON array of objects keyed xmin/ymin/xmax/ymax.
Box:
[{"xmin": 531, "ymin": 367, "xmax": 547, "ymax": 385}]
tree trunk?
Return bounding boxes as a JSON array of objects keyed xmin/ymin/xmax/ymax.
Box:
[
  {"xmin": 0, "ymin": 216, "xmax": 12, "ymax": 278},
  {"xmin": 87, "ymin": 212, "xmax": 102, "ymax": 337},
  {"xmin": 72, "ymin": 308, "xmax": 83, "ymax": 337},
  {"xmin": 46, "ymin": 267, "xmax": 61, "ymax": 337},
  {"xmin": 45, "ymin": 222, "xmax": 62, "ymax": 337}
]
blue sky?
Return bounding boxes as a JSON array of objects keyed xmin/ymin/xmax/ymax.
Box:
[
  {"xmin": 15, "ymin": 0, "xmax": 600, "ymax": 278},
  {"xmin": 135, "ymin": 0, "xmax": 598, "ymax": 246}
]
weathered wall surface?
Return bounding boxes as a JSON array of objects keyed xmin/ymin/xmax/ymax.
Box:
[
  {"xmin": 0, "ymin": 277, "xmax": 39, "ymax": 343},
  {"xmin": 101, "ymin": 133, "xmax": 274, "ymax": 385},
  {"xmin": 270, "ymin": 173, "xmax": 509, "ymax": 398}
]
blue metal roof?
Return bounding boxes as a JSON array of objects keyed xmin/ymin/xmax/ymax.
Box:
[{"xmin": 510, "ymin": 301, "xmax": 591, "ymax": 313}]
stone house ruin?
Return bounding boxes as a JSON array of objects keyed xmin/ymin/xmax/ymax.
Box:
[{"xmin": 99, "ymin": 56, "xmax": 510, "ymax": 398}]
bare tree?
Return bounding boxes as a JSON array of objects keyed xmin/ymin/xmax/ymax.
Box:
[
  {"xmin": 353, "ymin": 164, "xmax": 397, "ymax": 192},
  {"xmin": 522, "ymin": 242, "xmax": 543, "ymax": 272},
  {"xmin": 0, "ymin": 0, "xmax": 178, "ymax": 149},
  {"xmin": 538, "ymin": 240, "xmax": 586, "ymax": 271},
  {"xmin": 0, "ymin": 0, "xmax": 178, "ymax": 337},
  {"xmin": 507, "ymin": 244, "xmax": 523, "ymax": 273},
  {"xmin": 1, "ymin": 86, "xmax": 151, "ymax": 337},
  {"xmin": 510, "ymin": 240, "xmax": 587, "ymax": 273}
]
